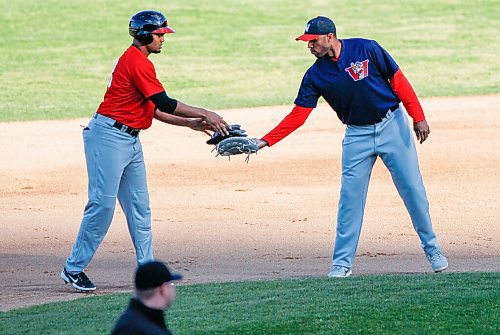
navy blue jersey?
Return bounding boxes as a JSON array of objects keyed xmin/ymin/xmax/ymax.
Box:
[{"xmin": 294, "ymin": 38, "xmax": 401, "ymax": 125}]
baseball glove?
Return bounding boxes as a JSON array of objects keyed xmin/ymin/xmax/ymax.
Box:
[
  {"xmin": 206, "ymin": 124, "xmax": 247, "ymax": 145},
  {"xmin": 215, "ymin": 137, "xmax": 259, "ymax": 163}
]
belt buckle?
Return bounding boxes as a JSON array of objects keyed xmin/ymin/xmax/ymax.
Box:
[
  {"xmin": 124, "ymin": 126, "xmax": 132, "ymax": 134},
  {"xmin": 114, "ymin": 121, "xmax": 138, "ymax": 136},
  {"xmin": 385, "ymin": 106, "xmax": 396, "ymax": 119}
]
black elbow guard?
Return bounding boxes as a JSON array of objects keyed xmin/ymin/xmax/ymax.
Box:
[{"xmin": 149, "ymin": 91, "xmax": 178, "ymax": 114}]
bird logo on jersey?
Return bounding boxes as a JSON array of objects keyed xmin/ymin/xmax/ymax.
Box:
[{"xmin": 345, "ymin": 59, "xmax": 369, "ymax": 81}]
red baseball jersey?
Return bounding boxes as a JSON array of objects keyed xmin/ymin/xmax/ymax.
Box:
[{"xmin": 97, "ymin": 46, "xmax": 165, "ymax": 129}]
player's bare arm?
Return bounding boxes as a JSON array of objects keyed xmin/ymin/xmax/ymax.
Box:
[
  {"xmin": 147, "ymin": 90, "xmax": 224, "ymax": 136},
  {"xmin": 173, "ymin": 101, "xmax": 229, "ymax": 136},
  {"xmin": 153, "ymin": 109, "xmax": 213, "ymax": 136}
]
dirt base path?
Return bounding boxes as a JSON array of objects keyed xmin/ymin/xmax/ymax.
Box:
[{"xmin": 1, "ymin": 95, "xmax": 499, "ymax": 311}]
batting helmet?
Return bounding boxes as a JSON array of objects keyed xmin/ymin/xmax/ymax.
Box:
[{"xmin": 129, "ymin": 10, "xmax": 175, "ymax": 45}]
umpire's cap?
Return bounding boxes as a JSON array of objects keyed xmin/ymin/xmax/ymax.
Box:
[{"xmin": 135, "ymin": 261, "xmax": 182, "ymax": 290}]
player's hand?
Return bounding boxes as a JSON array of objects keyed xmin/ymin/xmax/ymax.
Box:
[
  {"xmin": 187, "ymin": 118, "xmax": 213, "ymax": 136},
  {"xmin": 413, "ymin": 120, "xmax": 430, "ymax": 144},
  {"xmin": 203, "ymin": 110, "xmax": 230, "ymax": 136}
]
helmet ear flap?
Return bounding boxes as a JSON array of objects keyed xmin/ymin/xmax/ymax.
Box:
[{"xmin": 136, "ymin": 34, "xmax": 153, "ymax": 45}]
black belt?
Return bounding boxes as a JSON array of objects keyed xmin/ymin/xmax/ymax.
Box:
[
  {"xmin": 349, "ymin": 104, "xmax": 399, "ymax": 126},
  {"xmin": 389, "ymin": 104, "xmax": 399, "ymax": 113},
  {"xmin": 372, "ymin": 104, "xmax": 399, "ymax": 124},
  {"xmin": 112, "ymin": 121, "xmax": 140, "ymax": 137}
]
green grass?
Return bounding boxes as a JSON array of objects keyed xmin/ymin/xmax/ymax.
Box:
[
  {"xmin": 1, "ymin": 272, "xmax": 498, "ymax": 334},
  {"xmin": 0, "ymin": 0, "xmax": 499, "ymax": 121}
]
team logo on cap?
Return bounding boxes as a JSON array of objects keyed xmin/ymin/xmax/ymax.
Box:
[{"xmin": 345, "ymin": 59, "xmax": 369, "ymax": 81}]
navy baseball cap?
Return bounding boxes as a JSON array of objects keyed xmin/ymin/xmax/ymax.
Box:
[
  {"xmin": 296, "ymin": 16, "xmax": 336, "ymax": 41},
  {"xmin": 135, "ymin": 261, "xmax": 182, "ymax": 290}
]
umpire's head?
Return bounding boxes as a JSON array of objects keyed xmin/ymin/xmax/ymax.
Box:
[{"xmin": 134, "ymin": 261, "xmax": 182, "ymax": 310}]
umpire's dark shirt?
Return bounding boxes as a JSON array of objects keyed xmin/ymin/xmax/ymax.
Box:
[{"xmin": 111, "ymin": 298, "xmax": 173, "ymax": 335}]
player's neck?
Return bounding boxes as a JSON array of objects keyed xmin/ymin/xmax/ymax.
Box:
[
  {"xmin": 132, "ymin": 43, "xmax": 151, "ymax": 57},
  {"xmin": 328, "ymin": 39, "xmax": 342, "ymax": 60}
]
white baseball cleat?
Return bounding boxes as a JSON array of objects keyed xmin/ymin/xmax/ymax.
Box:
[
  {"xmin": 328, "ymin": 265, "xmax": 352, "ymax": 278},
  {"xmin": 426, "ymin": 251, "xmax": 449, "ymax": 273}
]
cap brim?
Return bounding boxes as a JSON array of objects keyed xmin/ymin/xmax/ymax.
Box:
[
  {"xmin": 171, "ymin": 273, "xmax": 182, "ymax": 281},
  {"xmin": 152, "ymin": 26, "xmax": 175, "ymax": 34},
  {"xmin": 295, "ymin": 34, "xmax": 320, "ymax": 41}
]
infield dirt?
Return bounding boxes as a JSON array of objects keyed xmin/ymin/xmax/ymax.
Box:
[{"xmin": 1, "ymin": 95, "xmax": 499, "ymax": 311}]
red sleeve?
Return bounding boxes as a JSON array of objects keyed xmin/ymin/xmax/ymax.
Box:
[
  {"xmin": 129, "ymin": 57, "xmax": 165, "ymax": 98},
  {"xmin": 261, "ymin": 105, "xmax": 314, "ymax": 146},
  {"xmin": 390, "ymin": 69, "xmax": 425, "ymax": 122}
]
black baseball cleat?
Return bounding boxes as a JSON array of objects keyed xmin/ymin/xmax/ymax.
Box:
[{"xmin": 61, "ymin": 268, "xmax": 96, "ymax": 291}]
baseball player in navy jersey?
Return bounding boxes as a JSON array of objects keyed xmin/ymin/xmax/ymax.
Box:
[
  {"xmin": 61, "ymin": 10, "xmax": 229, "ymax": 291},
  {"xmin": 255, "ymin": 16, "xmax": 448, "ymax": 277}
]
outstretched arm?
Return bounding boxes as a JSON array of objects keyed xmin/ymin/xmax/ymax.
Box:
[
  {"xmin": 153, "ymin": 109, "xmax": 212, "ymax": 136},
  {"xmin": 257, "ymin": 105, "xmax": 314, "ymax": 149},
  {"xmin": 148, "ymin": 91, "xmax": 229, "ymax": 136},
  {"xmin": 173, "ymin": 101, "xmax": 229, "ymax": 136}
]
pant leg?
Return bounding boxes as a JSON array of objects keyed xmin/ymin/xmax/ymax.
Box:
[
  {"xmin": 333, "ymin": 125, "xmax": 377, "ymax": 268},
  {"xmin": 117, "ymin": 137, "xmax": 153, "ymax": 266},
  {"xmin": 65, "ymin": 118, "xmax": 134, "ymax": 273},
  {"xmin": 376, "ymin": 109, "xmax": 440, "ymax": 256}
]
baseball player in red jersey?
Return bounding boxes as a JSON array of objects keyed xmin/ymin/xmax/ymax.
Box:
[
  {"xmin": 255, "ymin": 16, "xmax": 448, "ymax": 277},
  {"xmin": 61, "ymin": 10, "xmax": 229, "ymax": 291}
]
